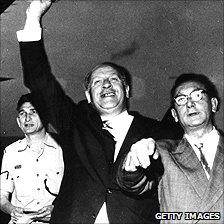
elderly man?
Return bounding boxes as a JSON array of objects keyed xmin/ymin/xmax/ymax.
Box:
[
  {"xmin": 15, "ymin": 0, "xmax": 180, "ymax": 223},
  {"xmin": 118, "ymin": 73, "xmax": 223, "ymax": 223},
  {"xmin": 0, "ymin": 93, "xmax": 64, "ymax": 224}
]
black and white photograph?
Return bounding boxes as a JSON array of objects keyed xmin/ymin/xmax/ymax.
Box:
[{"xmin": 1, "ymin": 1, "xmax": 223, "ymax": 223}]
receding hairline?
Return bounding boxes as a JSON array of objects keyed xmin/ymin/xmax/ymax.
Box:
[
  {"xmin": 173, "ymin": 80, "xmax": 206, "ymax": 95},
  {"xmin": 84, "ymin": 62, "xmax": 130, "ymax": 90}
]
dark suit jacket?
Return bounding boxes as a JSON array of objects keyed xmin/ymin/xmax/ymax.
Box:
[{"xmin": 19, "ymin": 40, "xmax": 176, "ymax": 224}]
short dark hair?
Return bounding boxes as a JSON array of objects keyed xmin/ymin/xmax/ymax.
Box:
[
  {"xmin": 17, "ymin": 93, "xmax": 48, "ymax": 128},
  {"xmin": 17, "ymin": 93, "xmax": 37, "ymax": 111},
  {"xmin": 84, "ymin": 62, "xmax": 132, "ymax": 90},
  {"xmin": 171, "ymin": 73, "xmax": 219, "ymax": 107}
]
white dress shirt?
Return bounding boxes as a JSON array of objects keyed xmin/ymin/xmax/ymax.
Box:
[
  {"xmin": 185, "ymin": 126, "xmax": 220, "ymax": 178},
  {"xmin": 95, "ymin": 111, "xmax": 134, "ymax": 224}
]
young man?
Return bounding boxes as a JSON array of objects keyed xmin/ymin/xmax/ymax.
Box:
[
  {"xmin": 118, "ymin": 73, "xmax": 223, "ymax": 223},
  {"xmin": 0, "ymin": 93, "xmax": 64, "ymax": 224},
  {"xmin": 15, "ymin": 1, "xmax": 179, "ymax": 223}
]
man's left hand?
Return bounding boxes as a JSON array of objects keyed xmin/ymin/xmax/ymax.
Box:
[{"xmin": 33, "ymin": 205, "xmax": 54, "ymax": 222}]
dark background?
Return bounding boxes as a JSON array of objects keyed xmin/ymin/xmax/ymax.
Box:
[
  {"xmin": 0, "ymin": 1, "xmax": 223, "ymax": 222},
  {"xmin": 1, "ymin": 0, "xmax": 223, "ymax": 139}
]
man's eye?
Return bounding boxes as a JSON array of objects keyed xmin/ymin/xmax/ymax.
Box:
[
  {"xmin": 19, "ymin": 112, "xmax": 25, "ymax": 117},
  {"xmin": 31, "ymin": 110, "xmax": 37, "ymax": 115},
  {"xmin": 176, "ymin": 96, "xmax": 186, "ymax": 102},
  {"xmin": 92, "ymin": 79, "xmax": 102, "ymax": 86},
  {"xmin": 192, "ymin": 92, "xmax": 201, "ymax": 98},
  {"xmin": 110, "ymin": 77, "xmax": 119, "ymax": 82}
]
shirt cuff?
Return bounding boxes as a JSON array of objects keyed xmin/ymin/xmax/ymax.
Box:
[{"xmin": 16, "ymin": 28, "xmax": 42, "ymax": 42}]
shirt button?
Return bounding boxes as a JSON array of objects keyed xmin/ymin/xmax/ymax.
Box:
[
  {"xmin": 37, "ymin": 174, "xmax": 39, "ymax": 177},
  {"xmin": 107, "ymin": 189, "xmax": 112, "ymax": 194},
  {"xmin": 37, "ymin": 202, "xmax": 40, "ymax": 205},
  {"xmin": 37, "ymin": 188, "xmax": 40, "ymax": 191},
  {"xmin": 36, "ymin": 159, "xmax": 39, "ymax": 162}
]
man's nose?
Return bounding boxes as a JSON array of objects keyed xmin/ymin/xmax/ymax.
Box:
[
  {"xmin": 102, "ymin": 78, "xmax": 112, "ymax": 88},
  {"xmin": 186, "ymin": 97, "xmax": 195, "ymax": 108},
  {"xmin": 25, "ymin": 113, "xmax": 31, "ymax": 121}
]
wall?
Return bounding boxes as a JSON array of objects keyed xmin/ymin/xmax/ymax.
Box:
[{"xmin": 1, "ymin": 1, "xmax": 223, "ymax": 137}]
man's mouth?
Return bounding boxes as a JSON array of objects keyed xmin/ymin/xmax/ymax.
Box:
[
  {"xmin": 101, "ymin": 92, "xmax": 116, "ymax": 98},
  {"xmin": 188, "ymin": 112, "xmax": 200, "ymax": 117},
  {"xmin": 24, "ymin": 123, "xmax": 34, "ymax": 128}
]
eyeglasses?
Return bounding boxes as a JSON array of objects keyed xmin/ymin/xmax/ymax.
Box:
[{"xmin": 174, "ymin": 89, "xmax": 206, "ymax": 106}]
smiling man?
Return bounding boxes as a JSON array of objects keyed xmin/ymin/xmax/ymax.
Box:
[
  {"xmin": 14, "ymin": 1, "xmax": 179, "ymax": 223},
  {"xmin": 0, "ymin": 93, "xmax": 64, "ymax": 224},
  {"xmin": 117, "ymin": 73, "xmax": 224, "ymax": 223},
  {"xmin": 85, "ymin": 64, "xmax": 130, "ymax": 120}
]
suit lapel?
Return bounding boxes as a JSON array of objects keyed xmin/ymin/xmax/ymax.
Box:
[
  {"xmin": 114, "ymin": 115, "xmax": 145, "ymax": 165},
  {"xmin": 170, "ymin": 138, "xmax": 209, "ymax": 199},
  {"xmin": 75, "ymin": 107, "xmax": 114, "ymax": 186},
  {"xmin": 197, "ymin": 134, "xmax": 224, "ymax": 213}
]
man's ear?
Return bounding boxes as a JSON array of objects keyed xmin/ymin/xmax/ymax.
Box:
[
  {"xmin": 211, "ymin": 97, "xmax": 218, "ymax": 113},
  {"xmin": 171, "ymin": 108, "xmax": 179, "ymax": 122},
  {"xmin": 125, "ymin": 85, "xmax": 130, "ymax": 98},
  {"xmin": 85, "ymin": 90, "xmax": 91, "ymax": 103},
  {"xmin": 16, "ymin": 117, "xmax": 21, "ymax": 129}
]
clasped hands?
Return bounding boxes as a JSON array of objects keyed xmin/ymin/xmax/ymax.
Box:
[
  {"xmin": 10, "ymin": 205, "xmax": 53, "ymax": 224},
  {"xmin": 123, "ymin": 138, "xmax": 158, "ymax": 172}
]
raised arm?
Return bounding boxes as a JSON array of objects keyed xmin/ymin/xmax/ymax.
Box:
[
  {"xmin": 117, "ymin": 138, "xmax": 164, "ymax": 194},
  {"xmin": 18, "ymin": 0, "xmax": 75, "ymax": 134}
]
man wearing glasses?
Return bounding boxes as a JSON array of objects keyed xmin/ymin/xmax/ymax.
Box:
[
  {"xmin": 117, "ymin": 73, "xmax": 223, "ymax": 223},
  {"xmin": 0, "ymin": 93, "xmax": 64, "ymax": 224}
]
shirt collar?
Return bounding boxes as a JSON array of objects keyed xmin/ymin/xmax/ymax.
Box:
[
  {"xmin": 101, "ymin": 110, "xmax": 132, "ymax": 129},
  {"xmin": 184, "ymin": 126, "xmax": 219, "ymax": 168},
  {"xmin": 18, "ymin": 133, "xmax": 56, "ymax": 152},
  {"xmin": 185, "ymin": 126, "xmax": 219, "ymax": 146}
]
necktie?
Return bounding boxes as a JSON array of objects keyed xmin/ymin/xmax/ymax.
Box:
[
  {"xmin": 102, "ymin": 120, "xmax": 113, "ymax": 130},
  {"xmin": 195, "ymin": 143, "xmax": 211, "ymax": 175},
  {"xmin": 102, "ymin": 120, "xmax": 115, "ymax": 164}
]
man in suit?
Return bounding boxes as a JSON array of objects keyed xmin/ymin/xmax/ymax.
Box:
[
  {"xmin": 118, "ymin": 73, "xmax": 224, "ymax": 223},
  {"xmin": 16, "ymin": 1, "xmax": 178, "ymax": 223}
]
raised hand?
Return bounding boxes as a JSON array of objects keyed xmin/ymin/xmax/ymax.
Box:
[
  {"xmin": 123, "ymin": 138, "xmax": 159, "ymax": 172},
  {"xmin": 26, "ymin": 0, "xmax": 52, "ymax": 19}
]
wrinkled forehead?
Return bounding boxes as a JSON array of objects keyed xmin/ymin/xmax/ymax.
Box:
[
  {"xmin": 174, "ymin": 81, "xmax": 205, "ymax": 96},
  {"xmin": 18, "ymin": 102, "xmax": 35, "ymax": 111},
  {"xmin": 91, "ymin": 66, "xmax": 119, "ymax": 79}
]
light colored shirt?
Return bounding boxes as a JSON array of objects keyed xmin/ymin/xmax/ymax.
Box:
[
  {"xmin": 185, "ymin": 126, "xmax": 219, "ymax": 178},
  {"xmin": 17, "ymin": 28, "xmax": 42, "ymax": 42},
  {"xmin": 16, "ymin": 17, "xmax": 42, "ymax": 42},
  {"xmin": 102, "ymin": 110, "xmax": 134, "ymax": 162},
  {"xmin": 0, "ymin": 133, "xmax": 64, "ymax": 212},
  {"xmin": 95, "ymin": 111, "xmax": 134, "ymax": 224}
]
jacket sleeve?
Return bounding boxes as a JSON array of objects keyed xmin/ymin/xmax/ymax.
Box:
[
  {"xmin": 116, "ymin": 154, "xmax": 164, "ymax": 195},
  {"xmin": 19, "ymin": 40, "xmax": 76, "ymax": 133}
]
